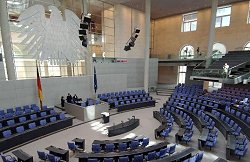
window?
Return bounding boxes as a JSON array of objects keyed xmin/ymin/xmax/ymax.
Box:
[
  {"xmin": 215, "ymin": 6, "xmax": 231, "ymax": 28},
  {"xmin": 208, "ymin": 82, "xmax": 222, "ymax": 89},
  {"xmin": 178, "ymin": 66, "xmax": 187, "ymax": 84},
  {"xmin": 244, "ymin": 42, "xmax": 250, "ymax": 50},
  {"xmin": 182, "ymin": 12, "xmax": 197, "ymax": 32},
  {"xmin": 212, "ymin": 43, "xmax": 227, "ymax": 58},
  {"xmin": 180, "ymin": 45, "xmax": 194, "ymax": 59}
]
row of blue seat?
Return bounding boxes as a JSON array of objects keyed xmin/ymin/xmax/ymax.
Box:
[
  {"xmin": 114, "ymin": 97, "xmax": 153, "ymax": 107},
  {"xmin": 92, "ymin": 138, "xmax": 149, "ymax": 153},
  {"xmin": 183, "ymin": 151, "xmax": 204, "ymax": 162},
  {"xmin": 234, "ymin": 136, "xmax": 248, "ymax": 159},
  {"xmin": 88, "ymin": 144, "xmax": 176, "ymax": 162},
  {"xmin": 107, "ymin": 94, "xmax": 150, "ymax": 104},
  {"xmin": 98, "ymin": 90, "xmax": 146, "ymax": 99},
  {"xmin": 1, "ymin": 113, "xmax": 65, "ymax": 139},
  {"xmin": 212, "ymin": 110, "xmax": 241, "ymax": 136},
  {"xmin": 158, "ymin": 109, "xmax": 174, "ymax": 138},
  {"xmin": 0, "ymin": 109, "xmax": 56, "ymax": 129},
  {"xmin": 80, "ymin": 100, "xmax": 101, "ymax": 107},
  {"xmin": 225, "ymin": 106, "xmax": 250, "ymax": 124}
]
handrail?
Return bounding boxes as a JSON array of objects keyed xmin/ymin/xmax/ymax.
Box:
[
  {"xmin": 194, "ymin": 52, "xmax": 224, "ymax": 69},
  {"xmin": 229, "ymin": 61, "xmax": 250, "ymax": 70}
]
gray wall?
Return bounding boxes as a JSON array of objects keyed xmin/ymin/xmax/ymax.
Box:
[
  {"xmin": 0, "ymin": 74, "xmax": 127, "ymax": 110},
  {"xmin": 94, "ymin": 58, "xmax": 158, "ymax": 89}
]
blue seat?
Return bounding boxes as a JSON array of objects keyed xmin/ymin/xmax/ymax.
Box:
[
  {"xmin": 169, "ymin": 144, "xmax": 176, "ymax": 154},
  {"xmin": 3, "ymin": 130, "xmax": 12, "ymax": 138},
  {"xmin": 6, "ymin": 108, "xmax": 14, "ymax": 114},
  {"xmin": 42, "ymin": 105, "xmax": 48, "ymax": 109},
  {"xmin": 1, "ymin": 153, "xmax": 17, "ymax": 162},
  {"xmin": 241, "ymin": 114, "xmax": 246, "ymax": 121},
  {"xmin": 160, "ymin": 128, "xmax": 170, "ymax": 139},
  {"xmin": 50, "ymin": 109, "xmax": 57, "ymax": 115},
  {"xmin": 119, "ymin": 156, "xmax": 129, "ymax": 162},
  {"xmin": 59, "ymin": 112, "xmax": 65, "ymax": 120},
  {"xmin": 40, "ymin": 112, "xmax": 47, "ymax": 117},
  {"xmin": 145, "ymin": 151, "xmax": 156, "ymax": 161},
  {"xmin": 130, "ymin": 140, "xmax": 139, "ymax": 150},
  {"xmin": 16, "ymin": 126, "xmax": 25, "ymax": 133},
  {"xmin": 19, "ymin": 117, "xmax": 27, "ymax": 123},
  {"xmin": 15, "ymin": 110, "xmax": 23, "ymax": 116},
  {"xmin": 40, "ymin": 119, "xmax": 47, "ymax": 126},
  {"xmin": 104, "ymin": 158, "xmax": 113, "ymax": 162},
  {"xmin": 67, "ymin": 142, "xmax": 78, "ymax": 152},
  {"xmin": 32, "ymin": 106, "xmax": 40, "ymax": 112},
  {"xmin": 47, "ymin": 154, "xmax": 60, "ymax": 162},
  {"xmin": 189, "ymin": 156, "xmax": 197, "ymax": 162},
  {"xmin": 156, "ymin": 147, "xmax": 169, "ymax": 158},
  {"xmin": 105, "ymin": 143, "xmax": 115, "ymax": 152},
  {"xmin": 236, "ymin": 111, "xmax": 241, "ymax": 117},
  {"xmin": 30, "ymin": 114, "xmax": 37, "ymax": 120},
  {"xmin": 0, "ymin": 123, "xmax": 2, "ymax": 129},
  {"xmin": 50, "ymin": 117, "xmax": 57, "ymax": 122},
  {"xmin": 133, "ymin": 154, "xmax": 143, "ymax": 162},
  {"xmin": 5, "ymin": 113, "xmax": 13, "ymax": 119},
  {"xmin": 0, "ymin": 109, "xmax": 5, "ymax": 116},
  {"xmin": 141, "ymin": 138, "xmax": 149, "ymax": 147},
  {"xmin": 92, "ymin": 144, "xmax": 101, "ymax": 153},
  {"xmin": 28, "ymin": 122, "xmax": 36, "ymax": 129},
  {"xmin": 24, "ymin": 108, "xmax": 31, "ymax": 114},
  {"xmin": 235, "ymin": 146, "xmax": 248, "ymax": 159},
  {"xmin": 118, "ymin": 143, "xmax": 127, "ymax": 151},
  {"xmin": 7, "ymin": 120, "xmax": 15, "ymax": 126},
  {"xmin": 195, "ymin": 151, "xmax": 204, "ymax": 162},
  {"xmin": 15, "ymin": 107, "xmax": 22, "ymax": 112},
  {"xmin": 37, "ymin": 151, "xmax": 48, "ymax": 161}
]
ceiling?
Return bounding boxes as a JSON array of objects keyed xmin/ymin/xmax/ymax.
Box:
[{"xmin": 103, "ymin": 0, "xmax": 248, "ymax": 19}]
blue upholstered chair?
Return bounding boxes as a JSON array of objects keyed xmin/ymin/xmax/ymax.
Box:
[
  {"xmin": 92, "ymin": 144, "xmax": 101, "ymax": 153},
  {"xmin": 3, "ymin": 130, "xmax": 12, "ymax": 138},
  {"xmin": 195, "ymin": 151, "xmax": 204, "ymax": 162},
  {"xmin": 40, "ymin": 119, "xmax": 47, "ymax": 126},
  {"xmin": 16, "ymin": 126, "xmax": 25, "ymax": 133},
  {"xmin": 141, "ymin": 138, "xmax": 149, "ymax": 147},
  {"xmin": 145, "ymin": 151, "xmax": 156, "ymax": 161},
  {"xmin": 19, "ymin": 117, "xmax": 27, "ymax": 123},
  {"xmin": 30, "ymin": 114, "xmax": 37, "ymax": 120},
  {"xmin": 1, "ymin": 153, "xmax": 17, "ymax": 162},
  {"xmin": 105, "ymin": 143, "xmax": 115, "ymax": 152},
  {"xmin": 133, "ymin": 154, "xmax": 143, "ymax": 162},
  {"xmin": 47, "ymin": 154, "xmax": 60, "ymax": 162},
  {"xmin": 37, "ymin": 151, "xmax": 48, "ymax": 161},
  {"xmin": 118, "ymin": 143, "xmax": 127, "ymax": 151},
  {"xmin": 67, "ymin": 142, "xmax": 78, "ymax": 152},
  {"xmin": 118, "ymin": 156, "xmax": 129, "ymax": 162},
  {"xmin": 40, "ymin": 112, "xmax": 47, "ymax": 117},
  {"xmin": 169, "ymin": 144, "xmax": 176, "ymax": 154},
  {"xmin": 104, "ymin": 158, "xmax": 114, "ymax": 162},
  {"xmin": 156, "ymin": 147, "xmax": 169, "ymax": 158},
  {"xmin": 7, "ymin": 120, "xmax": 15, "ymax": 126},
  {"xmin": 50, "ymin": 117, "xmax": 57, "ymax": 122},
  {"xmin": 130, "ymin": 140, "xmax": 139, "ymax": 150},
  {"xmin": 28, "ymin": 122, "xmax": 36, "ymax": 129}
]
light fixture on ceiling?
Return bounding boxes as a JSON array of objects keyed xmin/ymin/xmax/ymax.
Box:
[{"xmin": 7, "ymin": 1, "xmax": 21, "ymax": 5}]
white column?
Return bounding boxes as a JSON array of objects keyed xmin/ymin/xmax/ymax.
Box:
[
  {"xmin": 0, "ymin": 0, "xmax": 16, "ymax": 80},
  {"xmin": 144, "ymin": 0, "xmax": 150, "ymax": 92},
  {"xmin": 206, "ymin": 0, "xmax": 218, "ymax": 68}
]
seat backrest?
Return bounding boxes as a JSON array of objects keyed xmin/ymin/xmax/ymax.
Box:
[
  {"xmin": 67, "ymin": 142, "xmax": 76, "ymax": 150},
  {"xmin": 50, "ymin": 117, "xmax": 57, "ymax": 122},
  {"xmin": 88, "ymin": 159, "xmax": 98, "ymax": 162},
  {"xmin": 16, "ymin": 126, "xmax": 25, "ymax": 133},
  {"xmin": 30, "ymin": 114, "xmax": 37, "ymax": 120},
  {"xmin": 15, "ymin": 107, "xmax": 22, "ymax": 112},
  {"xmin": 147, "ymin": 151, "xmax": 156, "ymax": 160},
  {"xmin": 118, "ymin": 143, "xmax": 127, "ymax": 151},
  {"xmin": 28, "ymin": 122, "xmax": 36, "ymax": 129},
  {"xmin": 105, "ymin": 144, "xmax": 114, "ymax": 152},
  {"xmin": 37, "ymin": 151, "xmax": 47, "ymax": 160},
  {"xmin": 40, "ymin": 119, "xmax": 47, "ymax": 126},
  {"xmin": 141, "ymin": 138, "xmax": 149, "ymax": 147},
  {"xmin": 119, "ymin": 156, "xmax": 129, "ymax": 162},
  {"xmin": 7, "ymin": 108, "xmax": 14, "ymax": 113},
  {"xmin": 92, "ymin": 144, "xmax": 101, "ymax": 153},
  {"xmin": 59, "ymin": 112, "xmax": 65, "ymax": 120},
  {"xmin": 169, "ymin": 144, "xmax": 176, "ymax": 154},
  {"xmin": 7, "ymin": 119, "xmax": 15, "ymax": 126},
  {"xmin": 47, "ymin": 154, "xmax": 58, "ymax": 162},
  {"xmin": 3, "ymin": 130, "xmax": 12, "ymax": 138},
  {"xmin": 133, "ymin": 154, "xmax": 143, "ymax": 162},
  {"xmin": 19, "ymin": 116, "xmax": 27, "ymax": 123},
  {"xmin": 104, "ymin": 158, "xmax": 113, "ymax": 162},
  {"xmin": 40, "ymin": 112, "xmax": 47, "ymax": 117}
]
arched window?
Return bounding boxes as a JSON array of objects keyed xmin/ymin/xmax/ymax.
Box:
[
  {"xmin": 212, "ymin": 43, "xmax": 226, "ymax": 58},
  {"xmin": 180, "ymin": 45, "xmax": 194, "ymax": 59},
  {"xmin": 243, "ymin": 42, "xmax": 250, "ymax": 51}
]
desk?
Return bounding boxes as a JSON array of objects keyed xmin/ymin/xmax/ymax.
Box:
[
  {"xmin": 175, "ymin": 106, "xmax": 206, "ymax": 132},
  {"xmin": 151, "ymin": 147, "xmax": 197, "ymax": 162},
  {"xmin": 216, "ymin": 109, "xmax": 250, "ymax": 140},
  {"xmin": 175, "ymin": 128, "xmax": 185, "ymax": 144},
  {"xmin": 171, "ymin": 112, "xmax": 185, "ymax": 128},
  {"xmin": 46, "ymin": 146, "xmax": 69, "ymax": 162},
  {"xmin": 93, "ymin": 136, "xmax": 145, "ymax": 151},
  {"xmin": 116, "ymin": 100, "xmax": 155, "ymax": 112},
  {"xmin": 198, "ymin": 128, "xmax": 209, "ymax": 149},
  {"xmin": 12, "ymin": 149, "xmax": 33, "ymax": 162},
  {"xmin": 108, "ymin": 118, "xmax": 140, "ymax": 137},
  {"xmin": 153, "ymin": 111, "xmax": 168, "ymax": 139},
  {"xmin": 205, "ymin": 112, "xmax": 232, "ymax": 139},
  {"xmin": 76, "ymin": 141, "xmax": 169, "ymax": 162},
  {"xmin": 101, "ymin": 112, "xmax": 110, "ymax": 123},
  {"xmin": 73, "ymin": 138, "xmax": 85, "ymax": 150},
  {"xmin": 226, "ymin": 135, "xmax": 236, "ymax": 160}
]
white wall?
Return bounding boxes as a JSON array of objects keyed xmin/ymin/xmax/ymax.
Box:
[
  {"xmin": 0, "ymin": 74, "xmax": 127, "ymax": 110},
  {"xmin": 94, "ymin": 58, "xmax": 158, "ymax": 89},
  {"xmin": 115, "ymin": 4, "xmax": 145, "ymax": 58},
  {"xmin": 0, "ymin": 62, "xmax": 5, "ymax": 80}
]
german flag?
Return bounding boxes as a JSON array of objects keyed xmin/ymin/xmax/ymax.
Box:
[{"xmin": 36, "ymin": 64, "xmax": 43, "ymax": 109}]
